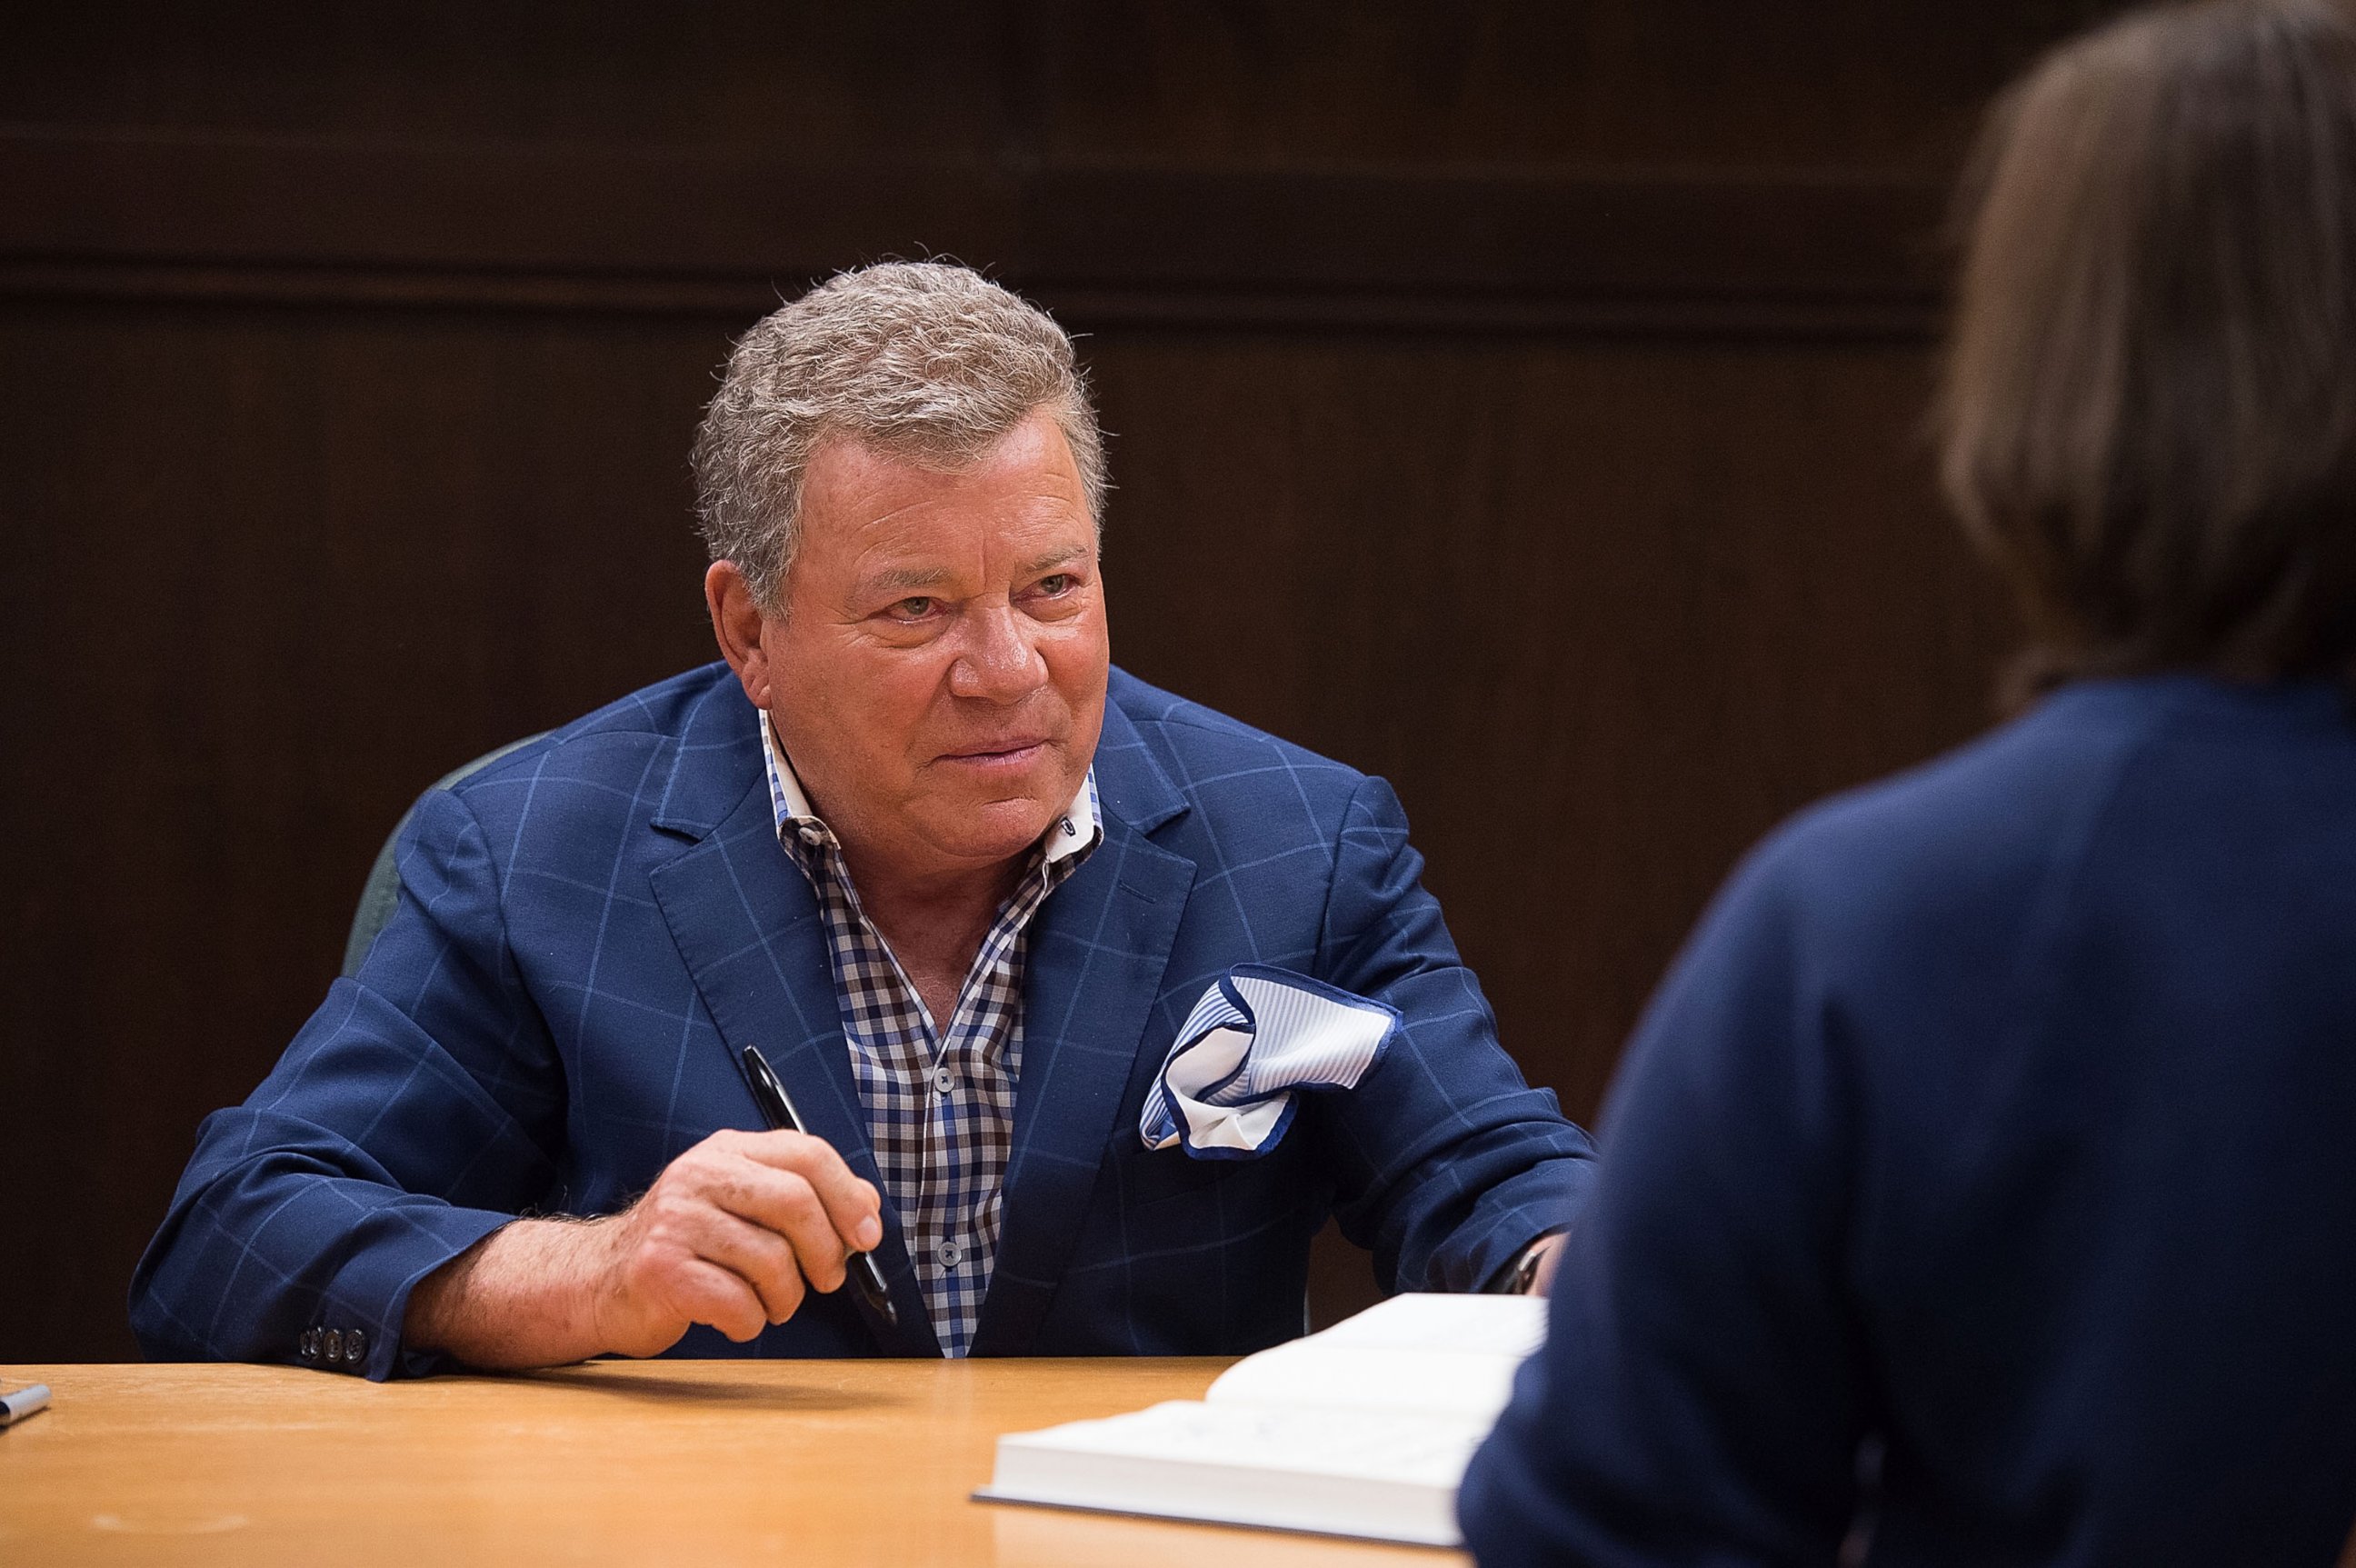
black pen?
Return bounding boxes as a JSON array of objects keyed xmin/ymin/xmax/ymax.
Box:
[{"xmin": 738, "ymin": 1044, "xmax": 898, "ymax": 1327}]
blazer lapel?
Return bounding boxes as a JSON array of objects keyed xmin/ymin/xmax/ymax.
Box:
[
  {"xmin": 645, "ymin": 681, "xmax": 941, "ymax": 1355},
  {"xmin": 969, "ymin": 703, "xmax": 1196, "ymax": 1356}
]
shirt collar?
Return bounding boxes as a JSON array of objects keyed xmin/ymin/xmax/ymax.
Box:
[{"xmin": 760, "ymin": 712, "xmax": 1099, "ymax": 867}]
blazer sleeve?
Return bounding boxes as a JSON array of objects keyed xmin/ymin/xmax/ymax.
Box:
[
  {"xmin": 1455, "ymin": 840, "xmax": 1867, "ymax": 1566},
  {"xmin": 1310, "ymin": 775, "xmax": 1599, "ymax": 1293},
  {"xmin": 128, "ymin": 786, "xmax": 569, "ymax": 1380}
]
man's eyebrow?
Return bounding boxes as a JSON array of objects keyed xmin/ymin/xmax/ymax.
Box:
[
  {"xmin": 860, "ymin": 565, "xmax": 956, "ymax": 596},
  {"xmin": 856, "ymin": 547, "xmax": 1087, "ymax": 598},
  {"xmin": 1017, "ymin": 546, "xmax": 1089, "ymax": 578}
]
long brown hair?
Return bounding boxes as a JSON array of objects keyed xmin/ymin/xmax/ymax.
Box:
[{"xmin": 1939, "ymin": 0, "xmax": 2356, "ymax": 702}]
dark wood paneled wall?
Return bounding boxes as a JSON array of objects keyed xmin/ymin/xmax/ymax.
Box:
[{"xmin": 2, "ymin": 1, "xmax": 2121, "ymax": 1361}]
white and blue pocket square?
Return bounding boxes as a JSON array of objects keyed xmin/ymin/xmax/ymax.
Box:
[{"xmin": 1139, "ymin": 965, "xmax": 1399, "ymax": 1159}]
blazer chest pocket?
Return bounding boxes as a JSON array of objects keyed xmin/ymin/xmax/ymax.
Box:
[{"xmin": 1117, "ymin": 1144, "xmax": 1236, "ymax": 1212}]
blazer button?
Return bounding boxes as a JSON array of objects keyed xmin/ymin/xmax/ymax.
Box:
[
  {"xmin": 344, "ymin": 1328, "xmax": 367, "ymax": 1365},
  {"xmin": 323, "ymin": 1329, "xmax": 343, "ymax": 1363},
  {"xmin": 299, "ymin": 1328, "xmax": 317, "ymax": 1360}
]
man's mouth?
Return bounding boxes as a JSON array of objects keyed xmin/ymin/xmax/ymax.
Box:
[{"xmin": 941, "ymin": 738, "xmax": 1051, "ymax": 767}]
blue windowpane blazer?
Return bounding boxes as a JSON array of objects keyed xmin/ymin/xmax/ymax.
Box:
[{"xmin": 131, "ymin": 664, "xmax": 1592, "ymax": 1377}]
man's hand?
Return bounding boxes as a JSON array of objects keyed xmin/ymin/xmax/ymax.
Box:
[
  {"xmin": 404, "ymin": 1129, "xmax": 884, "ymax": 1369},
  {"xmin": 586, "ymin": 1128, "xmax": 884, "ymax": 1354},
  {"xmin": 1492, "ymin": 1232, "xmax": 1567, "ymax": 1297}
]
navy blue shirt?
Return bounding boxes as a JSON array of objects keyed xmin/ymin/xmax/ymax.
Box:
[{"xmin": 1461, "ymin": 676, "xmax": 2356, "ymax": 1566}]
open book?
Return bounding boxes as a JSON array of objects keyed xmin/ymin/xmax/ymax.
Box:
[{"xmin": 975, "ymin": 1293, "xmax": 1546, "ymax": 1547}]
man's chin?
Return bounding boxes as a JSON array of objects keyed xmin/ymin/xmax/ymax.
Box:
[{"xmin": 920, "ymin": 794, "xmax": 1068, "ymax": 866}]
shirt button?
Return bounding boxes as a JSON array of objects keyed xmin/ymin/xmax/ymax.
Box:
[
  {"xmin": 936, "ymin": 1240, "xmax": 963, "ymax": 1270},
  {"xmin": 344, "ymin": 1328, "xmax": 367, "ymax": 1365},
  {"xmin": 798, "ymin": 825, "xmax": 824, "ymax": 844},
  {"xmin": 931, "ymin": 1066, "xmax": 956, "ymax": 1094},
  {"xmin": 1061, "ymin": 817, "xmax": 1076, "ymax": 837}
]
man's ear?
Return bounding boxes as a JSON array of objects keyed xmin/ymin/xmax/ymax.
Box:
[{"xmin": 704, "ymin": 560, "xmax": 774, "ymax": 707}]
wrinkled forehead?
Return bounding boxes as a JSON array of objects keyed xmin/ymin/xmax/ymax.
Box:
[
  {"xmin": 803, "ymin": 410, "xmax": 1093, "ymax": 516},
  {"xmin": 789, "ymin": 414, "xmax": 1098, "ymax": 588}
]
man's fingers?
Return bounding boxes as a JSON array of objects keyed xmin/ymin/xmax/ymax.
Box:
[
  {"xmin": 662, "ymin": 1258, "xmax": 770, "ymax": 1343},
  {"xmin": 705, "ymin": 1158, "xmax": 853, "ymax": 1293},
  {"xmin": 729, "ymin": 1131, "xmax": 885, "ymax": 1252},
  {"xmin": 694, "ymin": 1209, "xmax": 810, "ymax": 1323}
]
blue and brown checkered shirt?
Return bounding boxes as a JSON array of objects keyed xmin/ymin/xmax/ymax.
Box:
[{"xmin": 759, "ymin": 716, "xmax": 1100, "ymax": 1356}]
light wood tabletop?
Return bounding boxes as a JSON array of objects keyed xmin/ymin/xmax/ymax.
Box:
[{"xmin": 0, "ymin": 1359, "xmax": 1468, "ymax": 1566}]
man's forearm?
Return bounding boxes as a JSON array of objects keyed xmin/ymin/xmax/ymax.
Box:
[{"xmin": 404, "ymin": 1218, "xmax": 616, "ymax": 1371}]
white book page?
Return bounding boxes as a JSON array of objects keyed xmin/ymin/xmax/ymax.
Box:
[
  {"xmin": 983, "ymin": 1299, "xmax": 1542, "ymax": 1545},
  {"xmin": 986, "ymin": 1401, "xmax": 1482, "ymax": 1545},
  {"xmin": 1202, "ymin": 1293, "xmax": 1545, "ymax": 1423},
  {"xmin": 1304, "ymin": 1291, "xmax": 1548, "ymax": 1355},
  {"xmin": 999, "ymin": 1400, "xmax": 1489, "ymax": 1489}
]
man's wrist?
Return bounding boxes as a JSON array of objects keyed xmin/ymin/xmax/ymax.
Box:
[
  {"xmin": 1485, "ymin": 1230, "xmax": 1565, "ymax": 1295},
  {"xmin": 404, "ymin": 1215, "xmax": 614, "ymax": 1369}
]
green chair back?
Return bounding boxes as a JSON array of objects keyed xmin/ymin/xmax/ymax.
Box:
[{"xmin": 340, "ymin": 734, "xmax": 549, "ymax": 978}]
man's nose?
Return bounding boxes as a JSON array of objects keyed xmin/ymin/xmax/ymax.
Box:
[{"xmin": 947, "ymin": 604, "xmax": 1047, "ymax": 702}]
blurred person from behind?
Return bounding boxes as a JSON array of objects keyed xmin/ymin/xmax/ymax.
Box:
[{"xmin": 1460, "ymin": 2, "xmax": 2356, "ymax": 1563}]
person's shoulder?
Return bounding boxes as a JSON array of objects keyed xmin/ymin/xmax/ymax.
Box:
[
  {"xmin": 436, "ymin": 662, "xmax": 744, "ymax": 818},
  {"xmin": 1106, "ymin": 667, "xmax": 1299, "ymax": 746},
  {"xmin": 1103, "ymin": 666, "xmax": 1368, "ymax": 813},
  {"xmin": 1731, "ymin": 677, "xmax": 2223, "ymax": 940},
  {"xmin": 542, "ymin": 661, "xmax": 741, "ymax": 748}
]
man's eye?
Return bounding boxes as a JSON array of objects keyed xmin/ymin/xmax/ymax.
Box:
[
  {"xmin": 888, "ymin": 597, "xmax": 936, "ymax": 621},
  {"xmin": 1036, "ymin": 574, "xmax": 1074, "ymax": 596}
]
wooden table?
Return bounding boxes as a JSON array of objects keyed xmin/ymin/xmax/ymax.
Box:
[{"xmin": 0, "ymin": 1360, "xmax": 1466, "ymax": 1565}]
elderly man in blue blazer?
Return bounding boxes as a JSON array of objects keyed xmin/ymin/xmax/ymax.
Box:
[{"xmin": 131, "ymin": 262, "xmax": 1592, "ymax": 1378}]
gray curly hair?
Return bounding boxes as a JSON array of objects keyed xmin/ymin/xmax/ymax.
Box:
[{"xmin": 692, "ymin": 261, "xmax": 1108, "ymax": 610}]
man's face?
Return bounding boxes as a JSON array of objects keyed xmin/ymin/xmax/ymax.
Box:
[{"xmin": 757, "ymin": 410, "xmax": 1109, "ymax": 884}]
